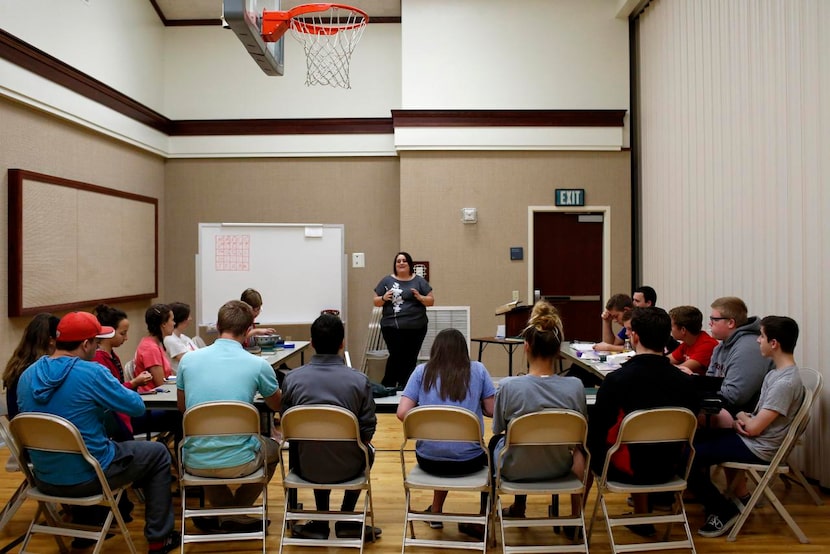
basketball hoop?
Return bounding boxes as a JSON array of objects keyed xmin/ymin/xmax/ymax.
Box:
[{"xmin": 261, "ymin": 3, "xmax": 369, "ymax": 88}]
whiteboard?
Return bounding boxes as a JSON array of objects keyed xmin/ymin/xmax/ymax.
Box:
[{"xmin": 196, "ymin": 223, "xmax": 345, "ymax": 326}]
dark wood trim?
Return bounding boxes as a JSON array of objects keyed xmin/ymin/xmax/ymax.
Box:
[
  {"xmin": 169, "ymin": 118, "xmax": 394, "ymax": 136},
  {"xmin": 7, "ymin": 169, "xmax": 159, "ymax": 317},
  {"xmin": 165, "ymin": 18, "xmax": 224, "ymax": 27},
  {"xmin": 392, "ymin": 110, "xmax": 626, "ymax": 128},
  {"xmin": 0, "ymin": 29, "xmax": 171, "ymax": 133},
  {"xmin": 147, "ymin": 0, "xmax": 168, "ymax": 25}
]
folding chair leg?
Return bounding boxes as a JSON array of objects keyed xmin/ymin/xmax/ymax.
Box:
[
  {"xmin": 784, "ymin": 467, "xmax": 824, "ymax": 506},
  {"xmin": 0, "ymin": 480, "xmax": 28, "ymax": 531}
]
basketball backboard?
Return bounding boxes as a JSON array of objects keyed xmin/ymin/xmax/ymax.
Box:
[{"xmin": 224, "ymin": 0, "xmax": 285, "ymax": 76}]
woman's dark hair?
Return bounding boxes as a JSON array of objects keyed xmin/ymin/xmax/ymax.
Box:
[
  {"xmin": 169, "ymin": 302, "xmax": 191, "ymax": 327},
  {"xmin": 423, "ymin": 328, "xmax": 470, "ymax": 402},
  {"xmin": 240, "ymin": 288, "xmax": 263, "ymax": 309},
  {"xmin": 145, "ymin": 303, "xmax": 171, "ymax": 346},
  {"xmin": 94, "ymin": 303, "xmax": 128, "ymax": 330},
  {"xmin": 3, "ymin": 313, "xmax": 60, "ymax": 388},
  {"xmin": 392, "ymin": 251, "xmax": 415, "ymax": 276},
  {"xmin": 522, "ymin": 300, "xmax": 564, "ymax": 359}
]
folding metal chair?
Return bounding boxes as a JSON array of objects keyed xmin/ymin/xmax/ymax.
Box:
[
  {"xmin": 588, "ymin": 408, "xmax": 698, "ymax": 554},
  {"xmin": 9, "ymin": 413, "xmax": 137, "ymax": 554},
  {"xmin": 720, "ymin": 368, "xmax": 822, "ymax": 543},
  {"xmin": 778, "ymin": 368, "xmax": 824, "ymax": 505},
  {"xmin": 360, "ymin": 307, "xmax": 388, "ymax": 383},
  {"xmin": 400, "ymin": 406, "xmax": 491, "ymax": 553},
  {"xmin": 178, "ymin": 401, "xmax": 269, "ymax": 553},
  {"xmin": 278, "ymin": 405, "xmax": 375, "ymax": 554},
  {"xmin": 495, "ymin": 410, "xmax": 590, "ymax": 554},
  {"xmin": 0, "ymin": 415, "xmax": 32, "ymax": 553}
]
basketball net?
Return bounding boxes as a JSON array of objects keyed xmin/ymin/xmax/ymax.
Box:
[{"xmin": 262, "ymin": 4, "xmax": 369, "ymax": 89}]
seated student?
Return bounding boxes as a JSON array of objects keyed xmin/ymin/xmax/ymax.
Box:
[
  {"xmin": 668, "ymin": 306, "xmax": 719, "ymax": 376},
  {"xmin": 588, "ymin": 307, "xmax": 701, "ymax": 537},
  {"xmin": 163, "ymin": 302, "xmax": 199, "ymax": 372},
  {"xmin": 281, "ymin": 314, "xmax": 382, "ymax": 542},
  {"xmin": 397, "ymin": 329, "xmax": 496, "ymax": 540},
  {"xmin": 3, "ymin": 313, "xmax": 59, "ymax": 420},
  {"xmin": 593, "ymin": 294, "xmax": 633, "ymax": 352},
  {"xmin": 689, "ymin": 316, "xmax": 804, "ymax": 538},
  {"xmin": 240, "ymin": 288, "xmax": 276, "ymax": 347},
  {"xmin": 177, "ymin": 300, "xmax": 281, "ymax": 533},
  {"xmin": 490, "ymin": 301, "xmax": 587, "ymax": 530},
  {"xmin": 706, "ymin": 297, "xmax": 773, "ymax": 426},
  {"xmin": 632, "ymin": 286, "xmax": 656, "ymax": 308}
]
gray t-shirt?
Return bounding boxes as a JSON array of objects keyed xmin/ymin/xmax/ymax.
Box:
[
  {"xmin": 374, "ymin": 274, "xmax": 432, "ymax": 329},
  {"xmin": 740, "ymin": 365, "xmax": 803, "ymax": 461},
  {"xmin": 492, "ymin": 374, "xmax": 587, "ymax": 481}
]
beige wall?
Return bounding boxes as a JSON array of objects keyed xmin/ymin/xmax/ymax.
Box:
[
  {"xmin": 0, "ymin": 98, "xmax": 166, "ymax": 374},
  {"xmin": 162, "ymin": 157, "xmax": 400, "ymax": 368},
  {"xmin": 400, "ymin": 151, "xmax": 631, "ymax": 376}
]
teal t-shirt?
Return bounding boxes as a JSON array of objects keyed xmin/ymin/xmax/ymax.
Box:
[{"xmin": 177, "ymin": 338, "xmax": 278, "ymax": 469}]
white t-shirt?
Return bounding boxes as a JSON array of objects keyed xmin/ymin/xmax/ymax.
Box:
[{"xmin": 164, "ymin": 331, "xmax": 199, "ymax": 372}]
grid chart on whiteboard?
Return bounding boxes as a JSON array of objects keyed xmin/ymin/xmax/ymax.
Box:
[{"xmin": 215, "ymin": 234, "xmax": 250, "ymax": 271}]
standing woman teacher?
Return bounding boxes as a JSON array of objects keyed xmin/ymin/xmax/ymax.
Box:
[{"xmin": 373, "ymin": 252, "xmax": 434, "ymax": 388}]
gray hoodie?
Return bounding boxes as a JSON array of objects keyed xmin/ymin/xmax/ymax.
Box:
[{"xmin": 707, "ymin": 316, "xmax": 773, "ymax": 413}]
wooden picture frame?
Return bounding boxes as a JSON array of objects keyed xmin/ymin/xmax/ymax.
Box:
[{"xmin": 7, "ymin": 169, "xmax": 158, "ymax": 317}]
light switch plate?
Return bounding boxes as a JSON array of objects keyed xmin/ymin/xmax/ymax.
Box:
[{"xmin": 352, "ymin": 253, "xmax": 365, "ymax": 268}]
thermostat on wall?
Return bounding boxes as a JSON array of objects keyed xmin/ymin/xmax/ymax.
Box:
[{"xmin": 510, "ymin": 247, "xmax": 523, "ymax": 261}]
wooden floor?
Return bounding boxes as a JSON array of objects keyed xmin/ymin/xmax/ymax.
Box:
[{"xmin": 1, "ymin": 413, "xmax": 828, "ymax": 553}]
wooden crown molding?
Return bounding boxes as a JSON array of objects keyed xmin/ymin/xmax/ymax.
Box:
[
  {"xmin": 1, "ymin": 29, "xmax": 626, "ymax": 139},
  {"xmin": 392, "ymin": 109, "xmax": 626, "ymax": 128}
]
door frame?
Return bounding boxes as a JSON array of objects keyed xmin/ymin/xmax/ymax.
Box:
[{"xmin": 527, "ymin": 205, "xmax": 612, "ymax": 305}]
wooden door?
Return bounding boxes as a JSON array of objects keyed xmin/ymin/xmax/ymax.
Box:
[{"xmin": 532, "ymin": 212, "xmax": 603, "ymax": 342}]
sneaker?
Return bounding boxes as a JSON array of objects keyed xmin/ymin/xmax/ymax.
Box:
[
  {"xmin": 698, "ymin": 510, "xmax": 739, "ymax": 538},
  {"xmin": 424, "ymin": 505, "xmax": 443, "ymax": 529},
  {"xmin": 292, "ymin": 521, "xmax": 330, "ymax": 540},
  {"xmin": 148, "ymin": 530, "xmax": 181, "ymax": 554},
  {"xmin": 334, "ymin": 521, "xmax": 382, "ymax": 542},
  {"xmin": 457, "ymin": 522, "xmax": 485, "ymax": 540}
]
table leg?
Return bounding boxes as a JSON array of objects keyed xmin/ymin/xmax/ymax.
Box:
[{"xmin": 478, "ymin": 342, "xmax": 485, "ymax": 362}]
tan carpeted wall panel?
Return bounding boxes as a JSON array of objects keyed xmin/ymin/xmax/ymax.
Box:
[
  {"xmin": 0, "ymin": 98, "xmax": 165, "ymax": 386},
  {"xmin": 163, "ymin": 157, "xmax": 401, "ymax": 369},
  {"xmin": 399, "ymin": 150, "xmax": 631, "ymax": 377}
]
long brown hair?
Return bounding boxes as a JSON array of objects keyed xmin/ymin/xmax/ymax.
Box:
[
  {"xmin": 423, "ymin": 328, "xmax": 470, "ymax": 402},
  {"xmin": 3, "ymin": 313, "xmax": 60, "ymax": 388},
  {"xmin": 522, "ymin": 300, "xmax": 564, "ymax": 359}
]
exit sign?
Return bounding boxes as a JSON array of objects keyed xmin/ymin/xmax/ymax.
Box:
[{"xmin": 555, "ymin": 189, "xmax": 585, "ymax": 206}]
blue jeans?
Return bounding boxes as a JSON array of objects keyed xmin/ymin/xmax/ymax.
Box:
[{"xmin": 37, "ymin": 440, "xmax": 174, "ymax": 542}]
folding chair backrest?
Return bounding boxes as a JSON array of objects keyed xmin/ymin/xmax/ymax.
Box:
[
  {"xmin": 281, "ymin": 405, "xmax": 361, "ymax": 442},
  {"xmin": 403, "ymin": 406, "xmax": 482, "ymax": 443},
  {"xmin": 183, "ymin": 401, "xmax": 260, "ymax": 437},
  {"xmin": 505, "ymin": 409, "xmax": 587, "ymax": 447},
  {"xmin": 123, "ymin": 359, "xmax": 136, "ymax": 381},
  {"xmin": 769, "ymin": 382, "xmax": 815, "ymax": 468},
  {"xmin": 0, "ymin": 416, "xmax": 20, "ymax": 464},
  {"xmin": 617, "ymin": 408, "xmax": 697, "ymax": 445},
  {"xmin": 11, "ymin": 413, "xmax": 88, "ymax": 455}
]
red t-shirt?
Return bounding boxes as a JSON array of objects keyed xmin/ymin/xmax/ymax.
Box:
[
  {"xmin": 135, "ymin": 336, "xmax": 173, "ymax": 392},
  {"xmin": 670, "ymin": 332, "xmax": 719, "ymax": 375}
]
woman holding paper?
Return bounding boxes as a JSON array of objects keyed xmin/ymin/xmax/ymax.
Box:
[{"xmin": 373, "ymin": 251, "xmax": 434, "ymax": 388}]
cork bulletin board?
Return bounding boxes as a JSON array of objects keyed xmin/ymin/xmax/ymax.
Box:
[{"xmin": 7, "ymin": 169, "xmax": 158, "ymax": 317}]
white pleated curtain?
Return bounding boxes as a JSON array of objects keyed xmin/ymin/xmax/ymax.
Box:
[{"xmin": 636, "ymin": 0, "xmax": 830, "ymax": 485}]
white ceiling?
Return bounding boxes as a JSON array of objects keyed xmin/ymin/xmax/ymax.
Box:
[{"xmin": 152, "ymin": 0, "xmax": 401, "ymax": 22}]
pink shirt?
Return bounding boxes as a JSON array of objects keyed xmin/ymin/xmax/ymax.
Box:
[{"xmin": 135, "ymin": 336, "xmax": 173, "ymax": 393}]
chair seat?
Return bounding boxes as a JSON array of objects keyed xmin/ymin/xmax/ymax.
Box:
[
  {"xmin": 499, "ymin": 473, "xmax": 584, "ymax": 495},
  {"xmin": 181, "ymin": 467, "xmax": 266, "ymax": 487},
  {"xmin": 605, "ymin": 476, "xmax": 686, "ymax": 494},
  {"xmin": 405, "ymin": 466, "xmax": 489, "ymax": 489},
  {"xmin": 283, "ymin": 470, "xmax": 368, "ymax": 489},
  {"xmin": 27, "ymin": 486, "xmax": 110, "ymax": 506}
]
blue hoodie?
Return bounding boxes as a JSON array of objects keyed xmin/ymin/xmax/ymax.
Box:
[{"xmin": 16, "ymin": 355, "xmax": 146, "ymax": 485}]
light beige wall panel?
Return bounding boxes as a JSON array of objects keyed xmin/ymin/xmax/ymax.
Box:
[
  {"xmin": 637, "ymin": 0, "xmax": 830, "ymax": 484},
  {"xmin": 0, "ymin": 98, "xmax": 165, "ymax": 377},
  {"xmin": 163, "ymin": 157, "xmax": 400, "ymax": 369},
  {"xmin": 399, "ymin": 151, "xmax": 630, "ymax": 377}
]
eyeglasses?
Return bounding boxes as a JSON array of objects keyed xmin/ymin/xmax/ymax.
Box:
[{"xmin": 709, "ymin": 316, "xmax": 731, "ymax": 323}]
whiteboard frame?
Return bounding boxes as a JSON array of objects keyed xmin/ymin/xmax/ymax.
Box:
[{"xmin": 195, "ymin": 222, "xmax": 346, "ymax": 326}]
